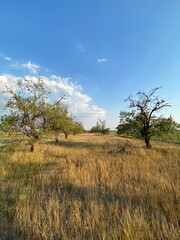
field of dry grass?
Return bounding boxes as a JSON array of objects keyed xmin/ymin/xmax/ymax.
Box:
[{"xmin": 0, "ymin": 133, "xmax": 179, "ymax": 240}]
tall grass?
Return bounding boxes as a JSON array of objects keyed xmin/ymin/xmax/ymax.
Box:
[{"xmin": 0, "ymin": 134, "xmax": 179, "ymax": 239}]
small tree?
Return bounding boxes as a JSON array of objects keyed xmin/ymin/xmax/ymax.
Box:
[
  {"xmin": 71, "ymin": 121, "xmax": 84, "ymax": 135},
  {"xmin": 62, "ymin": 116, "xmax": 75, "ymax": 139},
  {"xmin": 90, "ymin": 124, "xmax": 101, "ymax": 134},
  {"xmin": 117, "ymin": 87, "xmax": 171, "ymax": 149},
  {"xmin": 90, "ymin": 119, "xmax": 110, "ymax": 135},
  {"xmin": 45, "ymin": 103, "xmax": 69, "ymax": 142},
  {"xmin": 1, "ymin": 77, "xmax": 64, "ymax": 151}
]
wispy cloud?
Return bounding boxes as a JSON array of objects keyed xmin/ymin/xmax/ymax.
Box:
[
  {"xmin": 0, "ymin": 54, "xmax": 11, "ymax": 62},
  {"xmin": 22, "ymin": 61, "xmax": 40, "ymax": 74},
  {"xmin": 10, "ymin": 61, "xmax": 22, "ymax": 70},
  {"xmin": 0, "ymin": 55, "xmax": 40, "ymax": 75},
  {"xmin": 4, "ymin": 56, "xmax": 11, "ymax": 61},
  {"xmin": 97, "ymin": 58, "xmax": 107, "ymax": 63}
]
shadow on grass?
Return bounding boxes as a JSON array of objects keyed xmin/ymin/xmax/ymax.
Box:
[
  {"xmin": 0, "ymin": 160, "xmax": 57, "ymax": 240},
  {"xmin": 41, "ymin": 181, "xmax": 177, "ymax": 229},
  {"xmin": 1, "ymin": 159, "xmax": 178, "ymax": 239},
  {"xmin": 55, "ymin": 183, "xmax": 149, "ymax": 206},
  {"xmin": 47, "ymin": 139, "xmax": 135, "ymax": 151},
  {"xmin": 47, "ymin": 140, "xmax": 104, "ymax": 149},
  {"xmin": 0, "ymin": 138, "xmax": 29, "ymax": 153}
]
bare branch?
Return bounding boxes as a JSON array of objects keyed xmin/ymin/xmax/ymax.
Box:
[{"xmin": 51, "ymin": 95, "xmax": 66, "ymax": 108}]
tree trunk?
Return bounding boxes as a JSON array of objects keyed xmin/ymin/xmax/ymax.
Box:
[
  {"xmin": 64, "ymin": 132, "xmax": 68, "ymax": 139},
  {"xmin": 145, "ymin": 137, "xmax": 152, "ymax": 149},
  {"xmin": 55, "ymin": 133, "xmax": 59, "ymax": 143},
  {"xmin": 30, "ymin": 143, "xmax": 34, "ymax": 152}
]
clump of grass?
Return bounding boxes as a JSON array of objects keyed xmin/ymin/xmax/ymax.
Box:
[{"xmin": 0, "ymin": 134, "xmax": 179, "ymax": 239}]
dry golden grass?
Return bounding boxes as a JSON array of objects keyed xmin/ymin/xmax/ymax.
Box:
[{"xmin": 0, "ymin": 133, "xmax": 180, "ymax": 239}]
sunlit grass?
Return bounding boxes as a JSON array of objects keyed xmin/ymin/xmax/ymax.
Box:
[{"xmin": 0, "ymin": 134, "xmax": 179, "ymax": 239}]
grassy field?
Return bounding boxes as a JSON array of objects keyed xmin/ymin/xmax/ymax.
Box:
[{"xmin": 0, "ymin": 133, "xmax": 179, "ymax": 240}]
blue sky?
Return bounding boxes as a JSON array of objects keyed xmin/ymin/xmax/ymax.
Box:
[{"xmin": 0, "ymin": 0, "xmax": 180, "ymax": 129}]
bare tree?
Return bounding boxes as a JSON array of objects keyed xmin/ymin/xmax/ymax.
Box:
[{"xmin": 126, "ymin": 87, "xmax": 171, "ymax": 148}]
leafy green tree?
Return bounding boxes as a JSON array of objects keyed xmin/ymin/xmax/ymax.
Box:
[
  {"xmin": 71, "ymin": 121, "xmax": 85, "ymax": 135},
  {"xmin": 154, "ymin": 116, "xmax": 178, "ymax": 135},
  {"xmin": 45, "ymin": 103, "xmax": 69, "ymax": 142},
  {"xmin": 1, "ymin": 77, "xmax": 64, "ymax": 151},
  {"xmin": 90, "ymin": 119, "xmax": 110, "ymax": 135},
  {"xmin": 62, "ymin": 117, "xmax": 74, "ymax": 139},
  {"xmin": 61, "ymin": 114, "xmax": 81, "ymax": 139},
  {"xmin": 117, "ymin": 87, "xmax": 171, "ymax": 149},
  {"xmin": 47, "ymin": 106, "xmax": 84, "ymax": 141},
  {"xmin": 90, "ymin": 124, "xmax": 101, "ymax": 134}
]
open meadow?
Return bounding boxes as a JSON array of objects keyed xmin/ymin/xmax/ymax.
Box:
[{"xmin": 0, "ymin": 133, "xmax": 180, "ymax": 240}]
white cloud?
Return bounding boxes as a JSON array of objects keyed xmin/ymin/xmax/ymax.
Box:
[
  {"xmin": 22, "ymin": 61, "xmax": 40, "ymax": 74},
  {"xmin": 0, "ymin": 74, "xmax": 106, "ymax": 129},
  {"xmin": 97, "ymin": 58, "xmax": 107, "ymax": 63},
  {"xmin": 1, "ymin": 56, "xmax": 40, "ymax": 74},
  {"xmin": 0, "ymin": 74, "xmax": 19, "ymax": 100},
  {"xmin": 0, "ymin": 74, "xmax": 18, "ymax": 87},
  {"xmin": 43, "ymin": 75, "xmax": 106, "ymax": 127}
]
